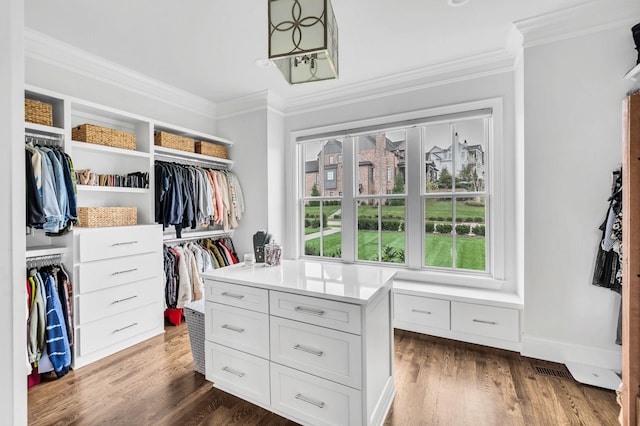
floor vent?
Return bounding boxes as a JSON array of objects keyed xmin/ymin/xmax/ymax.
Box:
[{"xmin": 533, "ymin": 365, "xmax": 574, "ymax": 380}]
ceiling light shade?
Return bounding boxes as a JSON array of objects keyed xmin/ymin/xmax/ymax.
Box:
[{"xmin": 268, "ymin": 0, "xmax": 339, "ymax": 84}]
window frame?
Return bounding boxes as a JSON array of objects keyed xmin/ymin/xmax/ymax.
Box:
[{"xmin": 291, "ymin": 98, "xmax": 506, "ymax": 288}]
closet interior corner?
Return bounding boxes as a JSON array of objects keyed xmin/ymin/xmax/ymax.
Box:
[{"xmin": 24, "ymin": 84, "xmax": 243, "ymax": 386}]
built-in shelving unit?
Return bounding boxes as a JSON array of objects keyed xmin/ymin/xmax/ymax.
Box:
[{"xmin": 24, "ymin": 84, "xmax": 237, "ymax": 371}]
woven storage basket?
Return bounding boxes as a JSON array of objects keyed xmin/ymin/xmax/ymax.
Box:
[
  {"xmin": 76, "ymin": 207, "xmax": 137, "ymax": 227},
  {"xmin": 25, "ymin": 99, "xmax": 53, "ymax": 126},
  {"xmin": 72, "ymin": 124, "xmax": 136, "ymax": 151},
  {"xmin": 154, "ymin": 131, "xmax": 195, "ymax": 153},
  {"xmin": 195, "ymin": 141, "xmax": 228, "ymax": 159},
  {"xmin": 184, "ymin": 299, "xmax": 206, "ymax": 375}
]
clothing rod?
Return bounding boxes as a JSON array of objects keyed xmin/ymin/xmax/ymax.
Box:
[
  {"xmin": 26, "ymin": 253, "xmax": 63, "ymax": 267},
  {"xmin": 155, "ymin": 156, "xmax": 229, "ymax": 169},
  {"xmin": 25, "ymin": 132, "xmax": 63, "ymax": 141},
  {"xmin": 163, "ymin": 232, "xmax": 231, "ymax": 244}
]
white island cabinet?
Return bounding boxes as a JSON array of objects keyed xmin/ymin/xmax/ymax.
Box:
[{"xmin": 201, "ymin": 259, "xmax": 396, "ymax": 426}]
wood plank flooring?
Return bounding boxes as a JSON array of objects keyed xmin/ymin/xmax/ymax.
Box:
[{"xmin": 28, "ymin": 324, "xmax": 619, "ymax": 425}]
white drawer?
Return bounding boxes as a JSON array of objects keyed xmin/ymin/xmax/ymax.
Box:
[
  {"xmin": 270, "ymin": 363, "xmax": 361, "ymax": 426},
  {"xmin": 270, "ymin": 316, "xmax": 362, "ymax": 389},
  {"xmin": 77, "ymin": 251, "xmax": 161, "ymax": 294},
  {"xmin": 76, "ymin": 277, "xmax": 161, "ymax": 325},
  {"xmin": 205, "ymin": 280, "xmax": 269, "ymax": 314},
  {"xmin": 270, "ymin": 291, "xmax": 362, "ymax": 335},
  {"xmin": 394, "ymin": 293, "xmax": 450, "ymax": 330},
  {"xmin": 206, "ymin": 342, "xmax": 270, "ymax": 408},
  {"xmin": 78, "ymin": 225, "xmax": 162, "ymax": 262},
  {"xmin": 205, "ymin": 302, "xmax": 269, "ymax": 358},
  {"xmin": 77, "ymin": 302, "xmax": 161, "ymax": 356},
  {"xmin": 451, "ymin": 301, "xmax": 519, "ymax": 342}
]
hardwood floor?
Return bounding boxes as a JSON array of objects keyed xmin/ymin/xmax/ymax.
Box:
[{"xmin": 28, "ymin": 324, "xmax": 619, "ymax": 426}]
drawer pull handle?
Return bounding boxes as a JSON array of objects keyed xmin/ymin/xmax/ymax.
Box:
[
  {"xmin": 221, "ymin": 366, "xmax": 245, "ymax": 377},
  {"xmin": 295, "ymin": 393, "xmax": 325, "ymax": 409},
  {"xmin": 113, "ymin": 322, "xmax": 138, "ymax": 333},
  {"xmin": 111, "ymin": 241, "xmax": 138, "ymax": 246},
  {"xmin": 112, "ymin": 295, "xmax": 138, "ymax": 304},
  {"xmin": 221, "ymin": 324, "xmax": 245, "ymax": 333},
  {"xmin": 294, "ymin": 306, "xmax": 325, "ymax": 316},
  {"xmin": 473, "ymin": 319, "xmax": 497, "ymax": 325},
  {"xmin": 111, "ymin": 268, "xmax": 138, "ymax": 276},
  {"xmin": 221, "ymin": 292, "xmax": 245, "ymax": 300},
  {"xmin": 294, "ymin": 344, "xmax": 324, "ymax": 357},
  {"xmin": 412, "ymin": 309, "xmax": 431, "ymax": 315}
]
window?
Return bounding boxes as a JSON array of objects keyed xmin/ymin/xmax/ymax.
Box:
[
  {"xmin": 298, "ymin": 104, "xmax": 496, "ymax": 278},
  {"xmin": 329, "ymin": 156, "xmax": 335, "ymax": 165},
  {"xmin": 302, "ymin": 139, "xmax": 343, "ymax": 258}
]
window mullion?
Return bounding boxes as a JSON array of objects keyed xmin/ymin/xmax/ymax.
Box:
[
  {"xmin": 405, "ymin": 127, "xmax": 422, "ymax": 269},
  {"xmin": 341, "ymin": 137, "xmax": 355, "ymax": 263}
]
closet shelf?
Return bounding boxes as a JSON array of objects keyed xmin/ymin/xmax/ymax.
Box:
[
  {"xmin": 77, "ymin": 185, "xmax": 149, "ymax": 194},
  {"xmin": 26, "ymin": 246, "xmax": 67, "ymax": 258},
  {"xmin": 71, "ymin": 141, "xmax": 151, "ymax": 158},
  {"xmin": 25, "ymin": 122, "xmax": 65, "ymax": 136},
  {"xmin": 624, "ymin": 63, "xmax": 640, "ymax": 81},
  {"xmin": 154, "ymin": 146, "xmax": 234, "ymax": 168},
  {"xmin": 154, "ymin": 123, "xmax": 234, "ymax": 147}
]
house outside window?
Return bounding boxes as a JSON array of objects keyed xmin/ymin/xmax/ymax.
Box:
[{"xmin": 299, "ymin": 103, "xmax": 499, "ymax": 281}]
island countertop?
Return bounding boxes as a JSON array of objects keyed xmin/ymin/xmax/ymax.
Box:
[{"xmin": 200, "ymin": 259, "xmax": 395, "ymax": 305}]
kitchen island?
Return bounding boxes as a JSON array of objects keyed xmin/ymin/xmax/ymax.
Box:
[{"xmin": 201, "ymin": 259, "xmax": 396, "ymax": 426}]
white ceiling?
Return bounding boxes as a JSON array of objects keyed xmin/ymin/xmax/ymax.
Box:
[{"xmin": 25, "ymin": 0, "xmax": 589, "ymax": 105}]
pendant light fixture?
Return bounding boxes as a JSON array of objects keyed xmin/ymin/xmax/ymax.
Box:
[{"xmin": 268, "ymin": 0, "xmax": 339, "ymax": 84}]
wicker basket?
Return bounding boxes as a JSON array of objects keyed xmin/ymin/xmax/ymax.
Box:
[
  {"xmin": 76, "ymin": 207, "xmax": 137, "ymax": 227},
  {"xmin": 195, "ymin": 141, "xmax": 228, "ymax": 159},
  {"xmin": 72, "ymin": 124, "xmax": 136, "ymax": 151},
  {"xmin": 25, "ymin": 99, "xmax": 53, "ymax": 126},
  {"xmin": 184, "ymin": 299, "xmax": 205, "ymax": 375},
  {"xmin": 154, "ymin": 131, "xmax": 195, "ymax": 153}
]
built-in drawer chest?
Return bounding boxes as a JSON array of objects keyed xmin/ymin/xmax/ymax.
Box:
[
  {"xmin": 73, "ymin": 224, "xmax": 164, "ymax": 368},
  {"xmin": 202, "ymin": 260, "xmax": 396, "ymax": 426},
  {"xmin": 393, "ymin": 280, "xmax": 522, "ymax": 352}
]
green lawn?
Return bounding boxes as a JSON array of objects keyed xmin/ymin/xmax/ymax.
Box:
[
  {"xmin": 304, "ymin": 204, "xmax": 342, "ymax": 217},
  {"xmin": 305, "ymin": 231, "xmax": 485, "ymax": 270},
  {"xmin": 357, "ymin": 200, "xmax": 485, "ymax": 222}
]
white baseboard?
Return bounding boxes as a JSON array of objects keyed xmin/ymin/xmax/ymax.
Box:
[{"xmin": 521, "ymin": 335, "xmax": 621, "ymax": 371}]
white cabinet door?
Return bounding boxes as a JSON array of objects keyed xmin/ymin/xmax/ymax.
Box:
[
  {"xmin": 270, "ymin": 316, "xmax": 362, "ymax": 389},
  {"xmin": 206, "ymin": 342, "xmax": 270, "ymax": 408},
  {"xmin": 76, "ymin": 251, "xmax": 161, "ymax": 294},
  {"xmin": 205, "ymin": 302, "xmax": 270, "ymax": 358},
  {"xmin": 270, "ymin": 290, "xmax": 362, "ymax": 335},
  {"xmin": 271, "ymin": 363, "xmax": 362, "ymax": 426},
  {"xmin": 205, "ymin": 280, "xmax": 269, "ymax": 314},
  {"xmin": 78, "ymin": 225, "xmax": 161, "ymax": 262},
  {"xmin": 394, "ymin": 293, "xmax": 450, "ymax": 330},
  {"xmin": 451, "ymin": 301, "xmax": 519, "ymax": 342}
]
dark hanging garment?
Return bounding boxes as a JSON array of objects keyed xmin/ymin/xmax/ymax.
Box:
[{"xmin": 26, "ymin": 150, "xmax": 46, "ymax": 227}]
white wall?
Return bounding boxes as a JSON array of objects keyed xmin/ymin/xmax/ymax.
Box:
[
  {"xmin": 24, "ymin": 36, "xmax": 217, "ymax": 135},
  {"xmin": 521, "ymin": 26, "xmax": 636, "ymax": 369},
  {"xmin": 283, "ymin": 71, "xmax": 519, "ymax": 293},
  {"xmin": 217, "ymin": 108, "xmax": 270, "ymax": 257},
  {"xmin": 1, "ymin": 0, "xmax": 27, "ymax": 423}
]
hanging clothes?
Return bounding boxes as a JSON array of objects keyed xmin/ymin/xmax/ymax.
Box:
[
  {"xmin": 592, "ymin": 169, "xmax": 623, "ymax": 345},
  {"xmin": 26, "ymin": 261, "xmax": 73, "ymax": 383},
  {"xmin": 25, "ymin": 144, "xmax": 78, "ymax": 234},
  {"xmin": 162, "ymin": 237, "xmax": 239, "ymax": 325},
  {"xmin": 155, "ymin": 161, "xmax": 244, "ymax": 237}
]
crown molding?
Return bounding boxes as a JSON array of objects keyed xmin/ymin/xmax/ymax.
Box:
[
  {"xmin": 24, "ymin": 27, "xmax": 217, "ymax": 120},
  {"xmin": 282, "ymin": 49, "xmax": 515, "ymax": 116},
  {"xmin": 216, "ymin": 90, "xmax": 286, "ymax": 120},
  {"xmin": 514, "ymin": 0, "xmax": 640, "ymax": 49}
]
